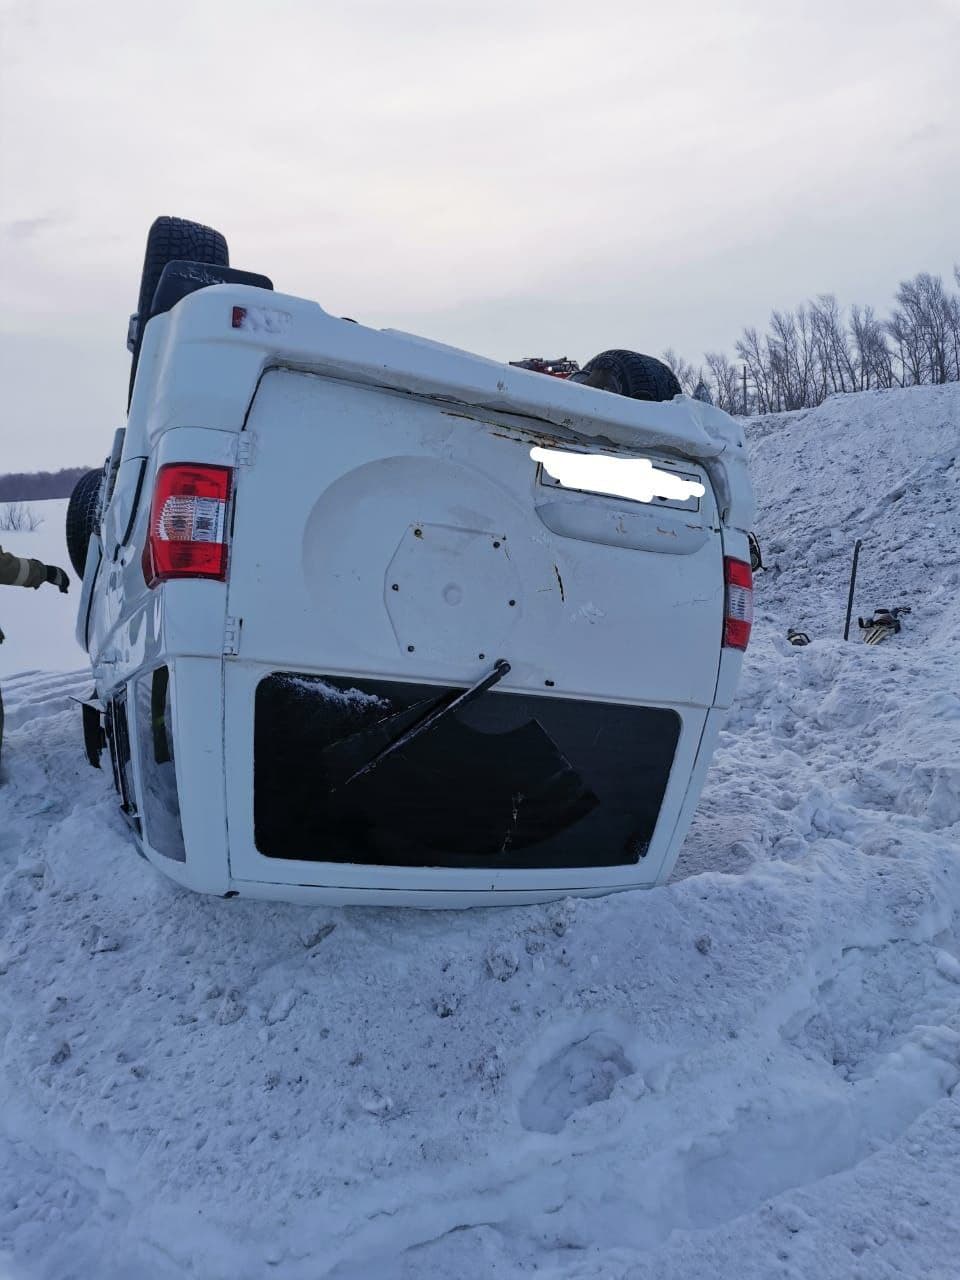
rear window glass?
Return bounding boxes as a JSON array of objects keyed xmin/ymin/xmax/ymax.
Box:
[
  {"xmin": 135, "ymin": 666, "xmax": 186, "ymax": 862},
  {"xmin": 253, "ymin": 672, "xmax": 680, "ymax": 869}
]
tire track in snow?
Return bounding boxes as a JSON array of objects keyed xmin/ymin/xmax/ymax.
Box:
[
  {"xmin": 320, "ymin": 923, "xmax": 960, "ymax": 1277},
  {"xmin": 1, "ymin": 668, "xmax": 90, "ymax": 735}
]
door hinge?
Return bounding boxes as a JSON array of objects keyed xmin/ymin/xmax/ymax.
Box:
[
  {"xmin": 236, "ymin": 436, "xmax": 256, "ymax": 466},
  {"xmin": 223, "ymin": 616, "xmax": 242, "ymax": 656}
]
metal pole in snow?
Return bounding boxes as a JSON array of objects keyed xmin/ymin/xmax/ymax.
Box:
[{"xmin": 843, "ymin": 539, "xmax": 862, "ymax": 640}]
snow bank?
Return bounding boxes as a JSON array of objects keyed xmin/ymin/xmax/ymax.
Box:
[{"xmin": 1, "ymin": 385, "xmax": 959, "ymax": 1279}]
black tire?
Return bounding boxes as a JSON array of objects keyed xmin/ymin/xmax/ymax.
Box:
[
  {"xmin": 135, "ymin": 216, "xmax": 229, "ymax": 327},
  {"xmin": 129, "ymin": 216, "xmax": 229, "ymax": 407},
  {"xmin": 66, "ymin": 469, "xmax": 104, "ymax": 578},
  {"xmin": 570, "ymin": 349, "xmax": 682, "ymax": 403}
]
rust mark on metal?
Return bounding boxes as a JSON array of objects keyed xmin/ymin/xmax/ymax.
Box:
[
  {"xmin": 441, "ymin": 409, "xmax": 624, "ymax": 453},
  {"xmin": 489, "ymin": 426, "xmax": 579, "ymax": 450},
  {"xmin": 553, "ymin": 564, "xmax": 565, "ymax": 602}
]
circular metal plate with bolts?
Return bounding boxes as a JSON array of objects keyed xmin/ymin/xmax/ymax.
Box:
[{"xmin": 385, "ymin": 523, "xmax": 522, "ymax": 661}]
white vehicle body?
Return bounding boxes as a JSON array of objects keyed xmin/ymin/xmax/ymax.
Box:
[{"xmin": 77, "ymin": 283, "xmax": 754, "ymax": 906}]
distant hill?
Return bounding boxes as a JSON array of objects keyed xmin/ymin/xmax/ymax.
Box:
[{"xmin": 0, "ymin": 467, "xmax": 95, "ymax": 501}]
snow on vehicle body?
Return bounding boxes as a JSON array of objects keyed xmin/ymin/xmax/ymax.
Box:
[{"xmin": 75, "ymin": 246, "xmax": 753, "ymax": 906}]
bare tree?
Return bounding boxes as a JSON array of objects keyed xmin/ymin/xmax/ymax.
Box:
[
  {"xmin": 766, "ymin": 307, "xmax": 818, "ymax": 410},
  {"xmin": 850, "ymin": 304, "xmax": 894, "ymax": 389},
  {"xmin": 661, "ymin": 348, "xmax": 698, "ymax": 395},
  {"xmin": 810, "ymin": 295, "xmax": 857, "ymax": 396},
  {"xmin": 946, "ymin": 266, "xmax": 960, "ymax": 382},
  {"xmin": 704, "ymin": 351, "xmax": 741, "ymax": 413},
  {"xmin": 735, "ymin": 327, "xmax": 772, "ymax": 415},
  {"xmin": 0, "ymin": 502, "xmax": 44, "ymax": 532},
  {"xmin": 887, "ymin": 273, "xmax": 954, "ymax": 385},
  {"xmin": 660, "ymin": 263, "xmax": 958, "ymax": 418}
]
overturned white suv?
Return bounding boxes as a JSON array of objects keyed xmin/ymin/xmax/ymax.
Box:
[{"xmin": 67, "ymin": 216, "xmax": 754, "ymax": 907}]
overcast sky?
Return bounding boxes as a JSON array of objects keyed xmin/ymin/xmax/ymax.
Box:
[{"xmin": 1, "ymin": 0, "xmax": 958, "ymax": 472}]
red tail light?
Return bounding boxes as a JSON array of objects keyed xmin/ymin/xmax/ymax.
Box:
[
  {"xmin": 143, "ymin": 463, "xmax": 232, "ymax": 588},
  {"xmin": 723, "ymin": 556, "xmax": 753, "ymax": 650}
]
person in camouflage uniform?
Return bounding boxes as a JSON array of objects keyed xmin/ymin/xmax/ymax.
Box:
[{"xmin": 0, "ymin": 545, "xmax": 70, "ymax": 761}]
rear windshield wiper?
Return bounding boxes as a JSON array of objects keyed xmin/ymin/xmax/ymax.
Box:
[{"xmin": 333, "ymin": 659, "xmax": 511, "ymax": 791}]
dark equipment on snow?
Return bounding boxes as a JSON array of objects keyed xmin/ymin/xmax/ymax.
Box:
[
  {"xmin": 858, "ymin": 606, "xmax": 911, "ymax": 645},
  {"xmin": 843, "ymin": 539, "xmax": 863, "ymax": 641},
  {"xmin": 787, "ymin": 629, "xmax": 811, "ymax": 647}
]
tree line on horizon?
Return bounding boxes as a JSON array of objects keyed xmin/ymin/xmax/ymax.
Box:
[
  {"xmin": 662, "ymin": 266, "xmax": 960, "ymax": 415},
  {"xmin": 0, "ymin": 467, "xmax": 93, "ymax": 502},
  {"xmin": 2, "ymin": 266, "xmax": 957, "ymax": 494}
]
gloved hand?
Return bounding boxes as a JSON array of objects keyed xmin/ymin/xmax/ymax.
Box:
[{"xmin": 44, "ymin": 564, "xmax": 70, "ymax": 594}]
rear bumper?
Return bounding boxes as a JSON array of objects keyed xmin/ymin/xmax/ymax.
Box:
[
  {"xmin": 223, "ymin": 878, "xmax": 654, "ymax": 909},
  {"xmin": 123, "ymin": 658, "xmax": 723, "ymax": 904}
]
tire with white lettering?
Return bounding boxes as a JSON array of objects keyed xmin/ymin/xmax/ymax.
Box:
[
  {"xmin": 66, "ymin": 469, "xmax": 104, "ymax": 578},
  {"xmin": 570, "ymin": 350, "xmax": 682, "ymax": 402}
]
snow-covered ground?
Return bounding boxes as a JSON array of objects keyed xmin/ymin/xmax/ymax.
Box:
[
  {"xmin": 1, "ymin": 384, "xmax": 958, "ymax": 1279},
  {"xmin": 0, "ymin": 500, "xmax": 86, "ymax": 679}
]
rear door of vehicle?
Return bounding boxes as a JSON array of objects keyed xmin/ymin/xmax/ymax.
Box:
[{"xmin": 223, "ymin": 369, "xmax": 724, "ymax": 889}]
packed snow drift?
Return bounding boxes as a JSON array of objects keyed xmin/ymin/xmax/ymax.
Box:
[{"xmin": 1, "ymin": 384, "xmax": 959, "ymax": 1279}]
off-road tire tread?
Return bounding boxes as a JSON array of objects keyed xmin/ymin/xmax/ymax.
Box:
[
  {"xmin": 65, "ymin": 469, "xmax": 104, "ymax": 578},
  {"xmin": 135, "ymin": 216, "xmax": 229, "ymax": 324}
]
